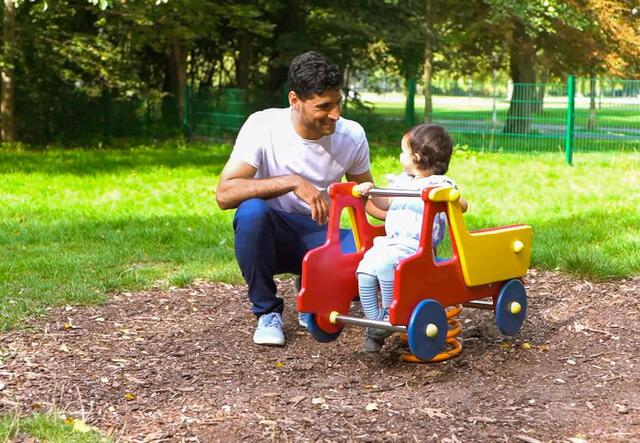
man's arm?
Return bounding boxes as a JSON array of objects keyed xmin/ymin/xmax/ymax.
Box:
[
  {"xmin": 216, "ymin": 157, "xmax": 329, "ymax": 223},
  {"xmin": 215, "ymin": 158, "xmax": 288, "ymax": 209},
  {"xmin": 346, "ymin": 170, "xmax": 388, "ymax": 220}
]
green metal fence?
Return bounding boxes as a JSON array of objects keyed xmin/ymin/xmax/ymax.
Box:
[
  {"xmin": 428, "ymin": 77, "xmax": 640, "ymax": 161},
  {"xmin": 573, "ymin": 78, "xmax": 640, "ymax": 154},
  {"xmin": 187, "ymin": 86, "xmax": 286, "ymax": 139},
  {"xmin": 430, "ymin": 80, "xmax": 570, "ymax": 155},
  {"xmin": 14, "ymin": 91, "xmax": 167, "ymax": 144},
  {"xmin": 185, "ymin": 77, "xmax": 640, "ymax": 162}
]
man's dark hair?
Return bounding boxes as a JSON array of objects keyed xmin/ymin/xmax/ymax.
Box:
[
  {"xmin": 288, "ymin": 51, "xmax": 343, "ymax": 100},
  {"xmin": 407, "ymin": 124, "xmax": 453, "ymax": 175}
]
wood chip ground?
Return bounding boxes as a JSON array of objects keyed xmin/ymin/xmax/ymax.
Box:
[{"xmin": 1, "ymin": 270, "xmax": 639, "ymax": 442}]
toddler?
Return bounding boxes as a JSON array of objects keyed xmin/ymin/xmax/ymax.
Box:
[{"xmin": 353, "ymin": 124, "xmax": 468, "ymax": 352}]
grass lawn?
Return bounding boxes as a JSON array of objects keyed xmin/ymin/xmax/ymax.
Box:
[
  {"xmin": 0, "ymin": 413, "xmax": 107, "ymax": 442},
  {"xmin": 0, "ymin": 142, "xmax": 638, "ymax": 332},
  {"xmin": 0, "ymin": 142, "xmax": 238, "ymax": 330}
]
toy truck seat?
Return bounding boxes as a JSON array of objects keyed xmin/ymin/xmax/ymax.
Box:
[{"xmin": 429, "ymin": 187, "xmax": 532, "ymax": 287}]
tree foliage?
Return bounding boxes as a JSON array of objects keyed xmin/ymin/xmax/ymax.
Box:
[{"xmin": 0, "ymin": 0, "xmax": 638, "ymax": 142}]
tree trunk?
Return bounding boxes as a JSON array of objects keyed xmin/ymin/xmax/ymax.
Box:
[
  {"xmin": 343, "ymin": 64, "xmax": 350, "ymax": 112},
  {"xmin": 422, "ymin": 0, "xmax": 433, "ymax": 123},
  {"xmin": 235, "ymin": 31, "xmax": 250, "ymax": 89},
  {"xmin": 533, "ymin": 69, "xmax": 548, "ymax": 115},
  {"xmin": 504, "ymin": 23, "xmax": 537, "ymax": 134},
  {"xmin": 1, "ymin": 0, "xmax": 16, "ymax": 142},
  {"xmin": 588, "ymin": 76, "xmax": 597, "ymax": 130},
  {"xmin": 101, "ymin": 87, "xmax": 111, "ymax": 145},
  {"xmin": 162, "ymin": 39, "xmax": 187, "ymax": 128},
  {"xmin": 264, "ymin": 0, "xmax": 303, "ymax": 106}
]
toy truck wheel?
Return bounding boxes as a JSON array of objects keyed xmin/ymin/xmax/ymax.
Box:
[
  {"xmin": 305, "ymin": 313, "xmax": 343, "ymax": 343},
  {"xmin": 407, "ymin": 299, "xmax": 448, "ymax": 361},
  {"xmin": 495, "ymin": 279, "xmax": 528, "ymax": 336}
]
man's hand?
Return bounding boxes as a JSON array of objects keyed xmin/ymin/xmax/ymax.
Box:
[{"xmin": 293, "ymin": 176, "xmax": 328, "ymax": 224}]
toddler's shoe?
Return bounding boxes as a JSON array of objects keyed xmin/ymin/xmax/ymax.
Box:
[
  {"xmin": 363, "ymin": 327, "xmax": 393, "ymax": 353},
  {"xmin": 294, "ymin": 277, "xmax": 309, "ymax": 328}
]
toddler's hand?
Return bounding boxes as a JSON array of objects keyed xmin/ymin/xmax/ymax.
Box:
[{"xmin": 353, "ymin": 182, "xmax": 375, "ymax": 196}]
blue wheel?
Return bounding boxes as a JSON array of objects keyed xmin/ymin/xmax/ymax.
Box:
[
  {"xmin": 495, "ymin": 279, "xmax": 528, "ymax": 336},
  {"xmin": 407, "ymin": 299, "xmax": 448, "ymax": 361},
  {"xmin": 305, "ymin": 313, "xmax": 342, "ymax": 343}
]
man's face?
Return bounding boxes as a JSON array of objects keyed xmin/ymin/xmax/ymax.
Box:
[{"xmin": 290, "ymin": 89, "xmax": 342, "ymax": 139}]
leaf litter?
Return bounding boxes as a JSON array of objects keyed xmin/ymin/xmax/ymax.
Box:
[{"xmin": 0, "ymin": 272, "xmax": 638, "ymax": 441}]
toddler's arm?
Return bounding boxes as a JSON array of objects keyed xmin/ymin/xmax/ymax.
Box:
[
  {"xmin": 460, "ymin": 196, "xmax": 468, "ymax": 213},
  {"xmin": 353, "ymin": 182, "xmax": 392, "ymax": 212}
]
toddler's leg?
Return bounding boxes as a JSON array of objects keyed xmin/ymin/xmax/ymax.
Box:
[
  {"xmin": 357, "ymin": 273, "xmax": 380, "ymax": 320},
  {"xmin": 359, "ymin": 268, "xmax": 393, "ymax": 353},
  {"xmin": 379, "ymin": 279, "xmax": 394, "ymax": 318},
  {"xmin": 375, "ymin": 259, "xmax": 397, "ymax": 318}
]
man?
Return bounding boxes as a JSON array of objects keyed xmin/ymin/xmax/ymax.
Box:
[{"xmin": 216, "ymin": 51, "xmax": 379, "ymax": 346}]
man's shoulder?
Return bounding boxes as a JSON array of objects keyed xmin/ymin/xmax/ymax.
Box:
[
  {"xmin": 244, "ymin": 107, "xmax": 289, "ymax": 127},
  {"xmin": 333, "ymin": 117, "xmax": 366, "ymax": 146}
]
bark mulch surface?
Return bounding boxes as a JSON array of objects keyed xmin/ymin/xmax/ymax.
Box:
[{"xmin": 1, "ymin": 270, "xmax": 639, "ymax": 442}]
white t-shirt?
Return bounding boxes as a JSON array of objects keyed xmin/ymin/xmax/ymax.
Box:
[{"xmin": 231, "ymin": 107, "xmax": 370, "ymax": 214}]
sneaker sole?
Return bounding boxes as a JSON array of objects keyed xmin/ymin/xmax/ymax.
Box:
[{"xmin": 253, "ymin": 338, "xmax": 285, "ymax": 346}]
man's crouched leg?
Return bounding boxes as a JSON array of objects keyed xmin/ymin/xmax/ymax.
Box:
[{"xmin": 233, "ymin": 199, "xmax": 285, "ymax": 345}]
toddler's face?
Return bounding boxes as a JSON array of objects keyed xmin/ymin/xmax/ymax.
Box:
[{"xmin": 400, "ymin": 135, "xmax": 416, "ymax": 175}]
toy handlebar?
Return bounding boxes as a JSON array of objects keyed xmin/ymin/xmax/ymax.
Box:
[
  {"xmin": 351, "ymin": 185, "xmax": 461, "ymax": 202},
  {"xmin": 355, "ymin": 188, "xmax": 423, "ymax": 198}
]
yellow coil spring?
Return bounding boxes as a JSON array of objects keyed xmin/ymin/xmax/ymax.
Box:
[{"xmin": 401, "ymin": 304, "xmax": 463, "ymax": 363}]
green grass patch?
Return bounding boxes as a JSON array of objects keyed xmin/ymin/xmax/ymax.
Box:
[
  {"xmin": 0, "ymin": 142, "xmax": 638, "ymax": 330},
  {"xmin": 0, "ymin": 412, "xmax": 108, "ymax": 442},
  {"xmin": 0, "ymin": 142, "xmax": 239, "ymax": 329},
  {"xmin": 370, "ymin": 147, "xmax": 639, "ymax": 279}
]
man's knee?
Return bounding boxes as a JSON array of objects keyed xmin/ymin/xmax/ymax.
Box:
[{"xmin": 233, "ymin": 199, "xmax": 273, "ymax": 233}]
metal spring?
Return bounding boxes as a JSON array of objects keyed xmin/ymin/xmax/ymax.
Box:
[{"xmin": 401, "ymin": 304, "xmax": 463, "ymax": 363}]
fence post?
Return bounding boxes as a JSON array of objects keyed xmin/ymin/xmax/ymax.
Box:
[
  {"xmin": 490, "ymin": 70, "xmax": 498, "ymax": 151},
  {"xmin": 183, "ymin": 83, "xmax": 192, "ymax": 138},
  {"xmin": 564, "ymin": 75, "xmax": 576, "ymax": 165},
  {"xmin": 405, "ymin": 76, "xmax": 416, "ymax": 127}
]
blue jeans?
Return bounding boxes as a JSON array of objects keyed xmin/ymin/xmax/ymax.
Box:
[{"xmin": 233, "ymin": 198, "xmax": 354, "ymax": 317}]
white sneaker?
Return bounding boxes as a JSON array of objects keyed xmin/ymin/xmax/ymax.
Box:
[{"xmin": 253, "ymin": 312, "xmax": 285, "ymax": 346}]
